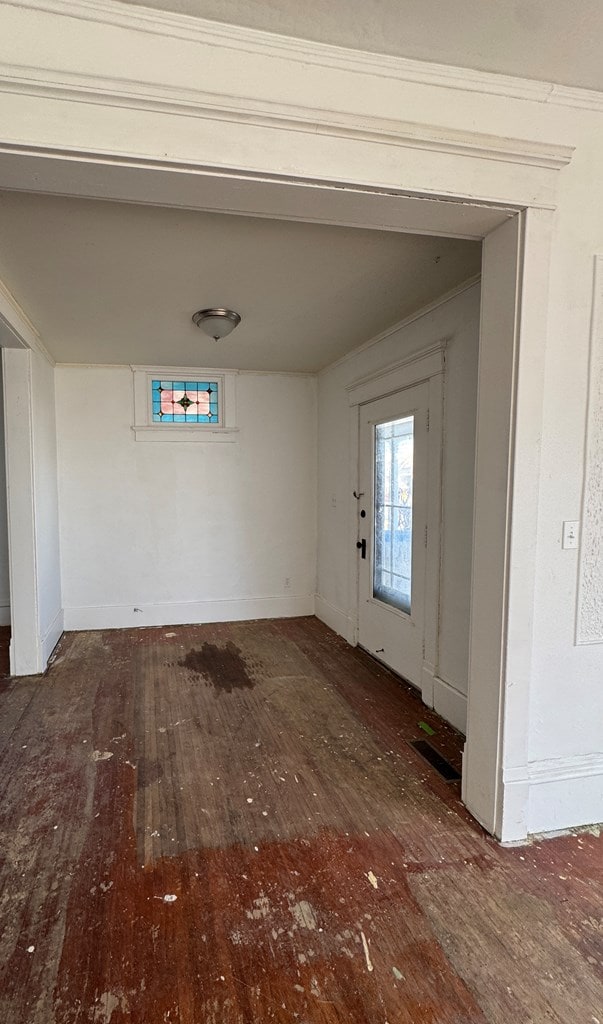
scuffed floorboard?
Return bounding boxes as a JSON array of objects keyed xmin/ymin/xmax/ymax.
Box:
[{"xmin": 0, "ymin": 617, "xmax": 601, "ymax": 1023}]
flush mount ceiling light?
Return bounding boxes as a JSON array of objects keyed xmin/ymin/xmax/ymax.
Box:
[{"xmin": 192, "ymin": 307, "xmax": 241, "ymax": 341}]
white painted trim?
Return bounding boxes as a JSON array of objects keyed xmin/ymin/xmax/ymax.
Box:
[
  {"xmin": 40, "ymin": 605, "xmax": 63, "ymax": 665},
  {"xmin": 432, "ymin": 675, "xmax": 467, "ymax": 735},
  {"xmin": 131, "ymin": 363, "xmax": 240, "ymax": 376},
  {"xmin": 5, "ymin": 0, "xmax": 603, "ymax": 113},
  {"xmin": 132, "ymin": 426, "xmax": 239, "ymax": 443},
  {"xmin": 421, "ymin": 665, "xmax": 468, "ymax": 735},
  {"xmin": 323, "ymin": 276, "xmax": 481, "ymax": 374},
  {"xmin": 425, "ymin": 371, "xmax": 445, "ymax": 690},
  {"xmin": 0, "ymin": 603, "xmax": 10, "ymax": 626},
  {"xmin": 529, "ymin": 752, "xmax": 603, "ymax": 785},
  {"xmin": 421, "ymin": 663, "xmax": 435, "ymax": 707},
  {"xmin": 63, "ymin": 595, "xmax": 315, "ymax": 631},
  {"xmin": 58, "ymin": 362, "xmax": 313, "ymax": 378},
  {"xmin": 576, "ymin": 254, "xmax": 603, "ymax": 644},
  {"xmin": 315, "ymin": 594, "xmax": 355, "ymax": 645},
  {"xmin": 503, "ymin": 753, "xmax": 603, "ymax": 837},
  {"xmin": 347, "ymin": 340, "xmax": 446, "ymax": 406},
  {"xmin": 0, "ymin": 61, "xmax": 573, "ymax": 171},
  {"xmin": 0, "ymin": 277, "xmax": 55, "ymax": 366},
  {"xmin": 3, "ymin": 348, "xmax": 40, "ymax": 675},
  {"xmin": 0, "ymin": 148, "xmax": 530, "ymax": 241},
  {"xmin": 504, "ymin": 752, "xmax": 603, "ymax": 787}
]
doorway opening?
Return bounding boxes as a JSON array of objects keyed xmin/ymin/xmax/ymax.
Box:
[{"xmin": 0, "ymin": 148, "xmax": 542, "ymax": 840}]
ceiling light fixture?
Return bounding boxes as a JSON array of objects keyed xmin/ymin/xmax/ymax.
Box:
[{"xmin": 192, "ymin": 307, "xmax": 241, "ymax": 340}]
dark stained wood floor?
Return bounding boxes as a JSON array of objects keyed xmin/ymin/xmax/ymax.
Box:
[{"xmin": 0, "ymin": 616, "xmax": 601, "ymax": 1023}]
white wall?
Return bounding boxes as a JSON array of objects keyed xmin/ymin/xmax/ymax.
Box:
[
  {"xmin": 317, "ymin": 283, "xmax": 480, "ymax": 732},
  {"xmin": 0, "ymin": 360, "xmax": 10, "ymax": 625},
  {"xmin": 56, "ymin": 367, "xmax": 317, "ymax": 629}
]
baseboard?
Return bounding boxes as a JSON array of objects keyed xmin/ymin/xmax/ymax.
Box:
[
  {"xmin": 0, "ymin": 603, "xmax": 10, "ymax": 627},
  {"xmin": 527, "ymin": 753, "xmax": 603, "ymax": 834},
  {"xmin": 63, "ymin": 594, "xmax": 315, "ymax": 631},
  {"xmin": 432, "ymin": 675, "xmax": 467, "ymax": 734},
  {"xmin": 421, "ymin": 665, "xmax": 467, "ymax": 735},
  {"xmin": 502, "ymin": 753, "xmax": 603, "ymax": 839},
  {"xmin": 315, "ymin": 595, "xmax": 355, "ymax": 644},
  {"xmin": 40, "ymin": 606, "xmax": 64, "ymax": 668}
]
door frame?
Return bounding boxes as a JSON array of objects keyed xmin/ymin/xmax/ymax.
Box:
[
  {"xmin": 0, "ymin": 150, "xmax": 551, "ymax": 843},
  {"xmin": 0, "ymin": 153, "xmax": 552, "ymax": 843},
  {"xmin": 347, "ymin": 341, "xmax": 446, "ymax": 700}
]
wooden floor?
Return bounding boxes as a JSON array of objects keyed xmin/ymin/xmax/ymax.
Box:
[{"xmin": 0, "ymin": 617, "xmax": 601, "ymax": 1023}]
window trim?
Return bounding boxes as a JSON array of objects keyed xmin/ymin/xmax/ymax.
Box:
[{"xmin": 131, "ymin": 364, "xmax": 239, "ymax": 442}]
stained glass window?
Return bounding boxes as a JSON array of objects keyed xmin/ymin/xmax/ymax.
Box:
[{"xmin": 151, "ymin": 380, "xmax": 219, "ymax": 423}]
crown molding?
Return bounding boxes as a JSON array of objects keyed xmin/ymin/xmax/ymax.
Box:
[
  {"xmin": 0, "ymin": 61, "xmax": 574, "ymax": 172},
  {"xmin": 3, "ymin": 0, "xmax": 603, "ymax": 114}
]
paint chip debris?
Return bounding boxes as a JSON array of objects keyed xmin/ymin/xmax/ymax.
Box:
[
  {"xmin": 246, "ymin": 896, "xmax": 271, "ymax": 921},
  {"xmin": 360, "ymin": 931, "xmax": 373, "ymax": 972},
  {"xmin": 392, "ymin": 966, "xmax": 404, "ymax": 981},
  {"xmin": 246, "ymin": 798, "xmax": 253, "ymax": 804},
  {"xmin": 26, "ymin": 946, "xmax": 35, "ymax": 954},
  {"xmin": 290, "ymin": 900, "xmax": 318, "ymax": 930},
  {"xmin": 367, "ymin": 870, "xmax": 379, "ymax": 889},
  {"xmin": 164, "ymin": 632, "xmax": 176, "ymax": 637},
  {"xmin": 91, "ymin": 750, "xmax": 113, "ymax": 762},
  {"xmin": 162, "ymin": 894, "xmax": 177, "ymax": 903}
]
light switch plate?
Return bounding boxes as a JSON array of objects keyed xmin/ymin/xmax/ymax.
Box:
[{"xmin": 562, "ymin": 521, "xmax": 579, "ymax": 549}]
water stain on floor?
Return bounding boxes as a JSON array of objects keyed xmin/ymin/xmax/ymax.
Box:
[{"xmin": 179, "ymin": 641, "xmax": 255, "ymax": 693}]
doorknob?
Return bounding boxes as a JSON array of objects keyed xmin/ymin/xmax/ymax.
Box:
[{"xmin": 356, "ymin": 539, "xmax": 366, "ymax": 559}]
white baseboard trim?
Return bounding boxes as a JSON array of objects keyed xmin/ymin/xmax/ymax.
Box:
[
  {"xmin": 63, "ymin": 595, "xmax": 315, "ymax": 631},
  {"xmin": 315, "ymin": 595, "xmax": 356, "ymax": 644},
  {"xmin": 421, "ymin": 665, "xmax": 467, "ymax": 735},
  {"xmin": 0, "ymin": 603, "xmax": 10, "ymax": 627},
  {"xmin": 503, "ymin": 753, "xmax": 603, "ymax": 839},
  {"xmin": 421, "ymin": 663, "xmax": 435, "ymax": 706},
  {"xmin": 40, "ymin": 606, "xmax": 64, "ymax": 668},
  {"xmin": 528, "ymin": 753, "xmax": 603, "ymax": 835},
  {"xmin": 433, "ymin": 675, "xmax": 467, "ymax": 735}
]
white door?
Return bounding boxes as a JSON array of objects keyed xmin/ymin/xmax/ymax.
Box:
[{"xmin": 357, "ymin": 383, "xmax": 429, "ymax": 687}]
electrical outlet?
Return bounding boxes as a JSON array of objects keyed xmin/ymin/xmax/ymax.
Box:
[{"xmin": 562, "ymin": 521, "xmax": 579, "ymax": 549}]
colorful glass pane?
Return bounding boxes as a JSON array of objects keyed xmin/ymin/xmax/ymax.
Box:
[{"xmin": 152, "ymin": 380, "xmax": 220, "ymax": 423}]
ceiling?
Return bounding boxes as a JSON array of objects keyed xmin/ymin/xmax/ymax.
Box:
[
  {"xmin": 0, "ymin": 192, "xmax": 480, "ymax": 373},
  {"xmin": 117, "ymin": 0, "xmax": 603, "ymax": 93}
]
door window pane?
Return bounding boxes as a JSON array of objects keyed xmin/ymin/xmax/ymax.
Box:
[{"xmin": 373, "ymin": 415, "xmax": 414, "ymax": 614}]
